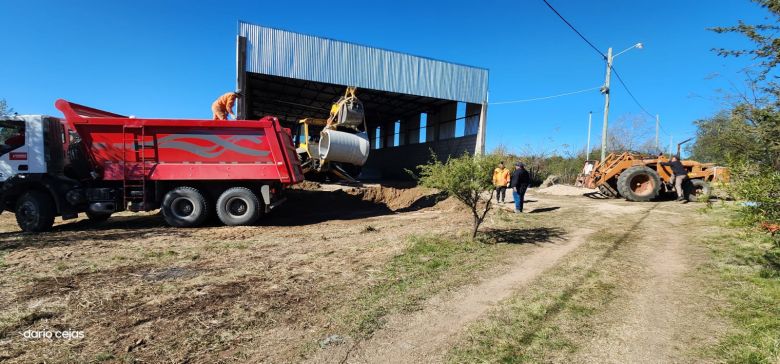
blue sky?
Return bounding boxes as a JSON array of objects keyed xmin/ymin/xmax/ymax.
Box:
[{"xmin": 0, "ymin": 0, "xmax": 769, "ymax": 155}]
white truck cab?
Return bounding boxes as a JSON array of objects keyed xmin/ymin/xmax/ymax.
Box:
[
  {"xmin": 0, "ymin": 115, "xmax": 78, "ymax": 232},
  {"xmin": 0, "ymin": 116, "xmax": 52, "ymax": 182}
]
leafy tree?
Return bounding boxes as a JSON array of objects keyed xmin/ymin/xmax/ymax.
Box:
[
  {"xmin": 729, "ymin": 162, "xmax": 780, "ymax": 227},
  {"xmin": 701, "ymin": 0, "xmax": 780, "ymax": 242},
  {"xmin": 696, "ymin": 0, "xmax": 780, "ymax": 170},
  {"xmin": 416, "ymin": 153, "xmax": 501, "ymax": 239},
  {"xmin": 689, "ymin": 111, "xmax": 766, "ymax": 164},
  {"xmin": 710, "ymin": 0, "xmax": 780, "ymax": 82}
]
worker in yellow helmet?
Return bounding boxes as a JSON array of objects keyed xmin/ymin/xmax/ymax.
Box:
[{"xmin": 211, "ymin": 91, "xmax": 241, "ymax": 120}]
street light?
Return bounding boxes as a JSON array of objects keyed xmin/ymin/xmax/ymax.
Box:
[
  {"xmin": 600, "ymin": 42, "xmax": 643, "ymax": 162},
  {"xmin": 613, "ymin": 43, "xmax": 643, "ymax": 58}
]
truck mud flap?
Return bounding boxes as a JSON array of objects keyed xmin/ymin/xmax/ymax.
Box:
[{"xmin": 266, "ymin": 197, "xmax": 287, "ymax": 213}]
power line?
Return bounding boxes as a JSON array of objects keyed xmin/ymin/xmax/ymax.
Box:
[
  {"xmin": 541, "ymin": 0, "xmax": 672, "ymax": 142},
  {"xmin": 659, "ymin": 124, "xmax": 672, "ymax": 137},
  {"xmin": 541, "ymin": 0, "xmax": 606, "ymax": 59},
  {"xmin": 491, "ymin": 86, "xmax": 601, "ymax": 105},
  {"xmin": 610, "ymin": 66, "xmax": 656, "ymax": 119}
]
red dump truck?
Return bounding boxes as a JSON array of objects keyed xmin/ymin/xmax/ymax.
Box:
[{"xmin": 0, "ymin": 99, "xmax": 304, "ymax": 232}]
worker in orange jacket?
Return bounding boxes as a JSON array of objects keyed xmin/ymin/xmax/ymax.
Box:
[
  {"xmin": 492, "ymin": 161, "xmax": 511, "ymax": 203},
  {"xmin": 212, "ymin": 92, "xmax": 241, "ymax": 120}
]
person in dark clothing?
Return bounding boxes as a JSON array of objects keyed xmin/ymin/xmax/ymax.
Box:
[
  {"xmin": 660, "ymin": 155, "xmax": 689, "ymax": 202},
  {"xmin": 509, "ymin": 162, "xmax": 531, "ymax": 212}
]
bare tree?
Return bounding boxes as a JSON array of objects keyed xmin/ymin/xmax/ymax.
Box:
[
  {"xmin": 0, "ymin": 99, "xmax": 13, "ymax": 117},
  {"xmin": 607, "ymin": 114, "xmax": 656, "ymax": 154}
]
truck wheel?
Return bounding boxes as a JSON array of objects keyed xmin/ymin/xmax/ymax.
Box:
[
  {"xmin": 216, "ymin": 187, "xmax": 262, "ymax": 226},
  {"xmin": 687, "ymin": 179, "xmax": 711, "ymax": 202},
  {"xmin": 617, "ymin": 166, "xmax": 661, "ymax": 202},
  {"xmin": 86, "ymin": 211, "xmax": 111, "ymax": 223},
  {"xmin": 15, "ymin": 191, "xmax": 56, "ymax": 233},
  {"xmin": 162, "ymin": 187, "xmax": 209, "ymax": 227}
]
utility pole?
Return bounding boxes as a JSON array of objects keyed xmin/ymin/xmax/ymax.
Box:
[
  {"xmin": 586, "ymin": 111, "xmax": 592, "ymax": 160},
  {"xmin": 668, "ymin": 135, "xmax": 673, "ymax": 156},
  {"xmin": 600, "ymin": 47, "xmax": 613, "ymax": 162},
  {"xmin": 655, "ymin": 114, "xmax": 660, "ymax": 153}
]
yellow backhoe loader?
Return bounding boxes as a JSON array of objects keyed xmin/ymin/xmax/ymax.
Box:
[{"xmin": 294, "ymin": 87, "xmax": 370, "ymax": 182}]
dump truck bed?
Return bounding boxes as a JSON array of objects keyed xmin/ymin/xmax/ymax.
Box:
[{"xmin": 55, "ymin": 99, "xmax": 304, "ymax": 184}]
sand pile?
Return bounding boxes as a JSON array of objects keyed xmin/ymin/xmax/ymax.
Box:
[
  {"xmin": 535, "ymin": 184, "xmax": 596, "ymax": 196},
  {"xmin": 434, "ymin": 195, "xmax": 466, "ymax": 211},
  {"xmin": 287, "ymin": 183, "xmax": 450, "ymax": 213},
  {"xmin": 345, "ymin": 186, "xmax": 439, "ymax": 211}
]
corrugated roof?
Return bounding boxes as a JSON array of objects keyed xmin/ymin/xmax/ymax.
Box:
[{"xmin": 239, "ymin": 22, "xmax": 489, "ymax": 104}]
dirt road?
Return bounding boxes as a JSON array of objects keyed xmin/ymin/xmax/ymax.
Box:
[
  {"xmin": 0, "ymin": 184, "xmax": 725, "ymax": 363},
  {"xmin": 314, "ymin": 189, "xmax": 724, "ymax": 363},
  {"xmin": 311, "ymin": 227, "xmax": 595, "ymax": 363}
]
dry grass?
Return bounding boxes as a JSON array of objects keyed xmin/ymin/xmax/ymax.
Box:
[{"xmin": 0, "ymin": 186, "xmax": 508, "ymax": 363}]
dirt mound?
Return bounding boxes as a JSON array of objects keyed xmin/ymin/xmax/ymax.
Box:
[
  {"xmin": 435, "ymin": 196, "xmax": 466, "ymax": 211},
  {"xmin": 540, "ymin": 175, "xmax": 560, "ymax": 188},
  {"xmin": 279, "ymin": 185, "xmax": 446, "ymax": 224},
  {"xmin": 344, "ymin": 186, "xmax": 439, "ymax": 211},
  {"xmin": 290, "ymin": 181, "xmax": 322, "ymax": 190},
  {"xmin": 536, "ymin": 184, "xmax": 596, "ymax": 196}
]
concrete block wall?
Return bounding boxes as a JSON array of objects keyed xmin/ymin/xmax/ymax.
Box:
[{"xmin": 362, "ymin": 135, "xmax": 477, "ymax": 179}]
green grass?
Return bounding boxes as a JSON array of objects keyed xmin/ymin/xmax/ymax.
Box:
[
  {"xmin": 702, "ymin": 208, "xmax": 780, "ymax": 364},
  {"xmin": 93, "ymin": 352, "xmax": 115, "ymax": 362},
  {"xmin": 447, "ymin": 227, "xmax": 636, "ymax": 363},
  {"xmin": 336, "ymin": 235, "xmax": 508, "ymax": 338}
]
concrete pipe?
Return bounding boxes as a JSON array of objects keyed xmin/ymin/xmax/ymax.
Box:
[{"xmin": 319, "ymin": 130, "xmax": 370, "ymax": 166}]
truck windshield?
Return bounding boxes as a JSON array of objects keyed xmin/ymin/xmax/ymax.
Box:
[{"xmin": 0, "ymin": 119, "xmax": 25, "ymax": 155}]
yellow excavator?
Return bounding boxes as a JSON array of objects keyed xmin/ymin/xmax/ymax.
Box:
[{"xmin": 295, "ymin": 87, "xmax": 370, "ymax": 182}]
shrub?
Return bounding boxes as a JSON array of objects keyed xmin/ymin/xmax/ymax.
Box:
[{"xmin": 416, "ymin": 153, "xmax": 501, "ymax": 239}]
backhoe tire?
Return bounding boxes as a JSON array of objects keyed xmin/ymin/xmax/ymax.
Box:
[
  {"xmin": 617, "ymin": 166, "xmax": 661, "ymax": 202},
  {"xmin": 15, "ymin": 190, "xmax": 56, "ymax": 233},
  {"xmin": 216, "ymin": 187, "xmax": 263, "ymax": 226},
  {"xmin": 162, "ymin": 187, "xmax": 209, "ymax": 228},
  {"xmin": 86, "ymin": 211, "xmax": 111, "ymax": 223},
  {"xmin": 687, "ymin": 179, "xmax": 711, "ymax": 202}
]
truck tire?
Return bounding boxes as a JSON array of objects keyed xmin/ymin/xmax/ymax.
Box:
[
  {"xmin": 15, "ymin": 191, "xmax": 56, "ymax": 233},
  {"xmin": 687, "ymin": 179, "xmax": 711, "ymax": 202},
  {"xmin": 216, "ymin": 187, "xmax": 262, "ymax": 226},
  {"xmin": 617, "ymin": 166, "xmax": 661, "ymax": 202},
  {"xmin": 86, "ymin": 211, "xmax": 111, "ymax": 223},
  {"xmin": 161, "ymin": 187, "xmax": 209, "ymax": 227}
]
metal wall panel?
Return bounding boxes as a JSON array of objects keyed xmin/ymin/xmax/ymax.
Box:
[{"xmin": 239, "ymin": 22, "xmax": 488, "ymax": 104}]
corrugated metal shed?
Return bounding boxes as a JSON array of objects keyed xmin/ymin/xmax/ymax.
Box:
[{"xmin": 239, "ymin": 22, "xmax": 489, "ymax": 105}]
